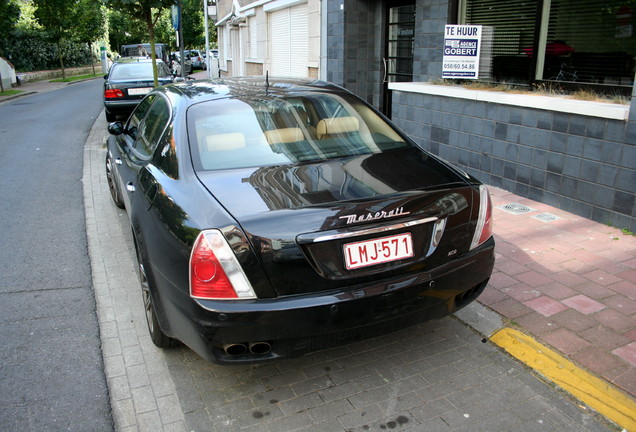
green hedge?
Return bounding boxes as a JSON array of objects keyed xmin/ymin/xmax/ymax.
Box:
[{"xmin": 3, "ymin": 30, "xmax": 95, "ymax": 72}]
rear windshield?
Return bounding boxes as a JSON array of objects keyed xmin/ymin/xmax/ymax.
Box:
[
  {"xmin": 110, "ymin": 62, "xmax": 169, "ymax": 80},
  {"xmin": 188, "ymin": 92, "xmax": 410, "ymax": 171}
]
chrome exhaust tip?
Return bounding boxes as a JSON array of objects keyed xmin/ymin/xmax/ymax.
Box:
[
  {"xmin": 223, "ymin": 343, "xmax": 248, "ymax": 355},
  {"xmin": 248, "ymin": 341, "xmax": 272, "ymax": 355}
]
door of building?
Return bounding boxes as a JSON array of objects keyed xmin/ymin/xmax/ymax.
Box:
[{"xmin": 382, "ymin": 1, "xmax": 415, "ymax": 117}]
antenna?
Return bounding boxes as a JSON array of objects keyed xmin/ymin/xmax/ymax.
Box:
[{"xmin": 266, "ymin": 70, "xmax": 269, "ymax": 94}]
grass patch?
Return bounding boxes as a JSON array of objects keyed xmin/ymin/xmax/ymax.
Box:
[
  {"xmin": 50, "ymin": 73, "xmax": 102, "ymax": 83},
  {"xmin": 0, "ymin": 89, "xmax": 24, "ymax": 96}
]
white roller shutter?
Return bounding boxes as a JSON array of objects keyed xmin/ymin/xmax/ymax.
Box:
[
  {"xmin": 249, "ymin": 16, "xmax": 258, "ymax": 59},
  {"xmin": 270, "ymin": 4, "xmax": 308, "ymax": 77}
]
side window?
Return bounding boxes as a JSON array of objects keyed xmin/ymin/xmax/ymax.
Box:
[
  {"xmin": 126, "ymin": 94, "xmax": 156, "ymax": 140},
  {"xmin": 154, "ymin": 125, "xmax": 179, "ymax": 179},
  {"xmin": 136, "ymin": 96, "xmax": 172, "ymax": 159}
]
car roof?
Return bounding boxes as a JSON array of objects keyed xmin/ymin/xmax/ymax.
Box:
[{"xmin": 160, "ymin": 77, "xmax": 348, "ymax": 106}]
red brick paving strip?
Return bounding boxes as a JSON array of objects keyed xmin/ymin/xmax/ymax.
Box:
[{"xmin": 484, "ymin": 186, "xmax": 636, "ymax": 400}]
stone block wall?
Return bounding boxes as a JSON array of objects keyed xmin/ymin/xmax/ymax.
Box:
[{"xmin": 391, "ymin": 90, "xmax": 636, "ymax": 232}]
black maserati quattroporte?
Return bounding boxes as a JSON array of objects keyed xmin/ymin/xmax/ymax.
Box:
[{"xmin": 105, "ymin": 77, "xmax": 495, "ymax": 364}]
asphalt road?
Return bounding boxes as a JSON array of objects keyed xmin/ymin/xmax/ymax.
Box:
[{"xmin": 0, "ymin": 80, "xmax": 114, "ymax": 431}]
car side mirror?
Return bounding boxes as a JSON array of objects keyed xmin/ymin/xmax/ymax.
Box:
[
  {"xmin": 108, "ymin": 122, "xmax": 124, "ymax": 136},
  {"xmin": 104, "ymin": 74, "xmax": 109, "ymax": 79}
]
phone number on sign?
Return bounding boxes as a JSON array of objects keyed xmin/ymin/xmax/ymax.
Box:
[{"xmin": 443, "ymin": 63, "xmax": 476, "ymax": 70}]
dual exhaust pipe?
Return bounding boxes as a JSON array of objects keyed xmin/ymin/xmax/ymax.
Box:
[{"xmin": 223, "ymin": 341, "xmax": 272, "ymax": 356}]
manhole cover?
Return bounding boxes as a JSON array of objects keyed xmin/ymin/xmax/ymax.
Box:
[
  {"xmin": 532, "ymin": 213, "xmax": 560, "ymax": 223},
  {"xmin": 497, "ymin": 203, "xmax": 535, "ymax": 215}
]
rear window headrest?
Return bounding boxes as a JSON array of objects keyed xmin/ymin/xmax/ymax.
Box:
[
  {"xmin": 316, "ymin": 116, "xmax": 360, "ymax": 139},
  {"xmin": 264, "ymin": 128, "xmax": 304, "ymax": 145}
]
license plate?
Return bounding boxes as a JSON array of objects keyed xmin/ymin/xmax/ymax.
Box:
[
  {"xmin": 127, "ymin": 87, "xmax": 151, "ymax": 95},
  {"xmin": 343, "ymin": 233, "xmax": 413, "ymax": 270}
]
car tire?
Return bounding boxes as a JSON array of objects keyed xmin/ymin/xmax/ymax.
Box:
[
  {"xmin": 105, "ymin": 153, "xmax": 125, "ymax": 209},
  {"xmin": 136, "ymin": 244, "xmax": 177, "ymax": 349},
  {"xmin": 105, "ymin": 110, "xmax": 117, "ymax": 122}
]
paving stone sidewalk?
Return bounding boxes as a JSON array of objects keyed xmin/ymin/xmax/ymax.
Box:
[{"xmin": 483, "ymin": 187, "xmax": 636, "ymax": 399}]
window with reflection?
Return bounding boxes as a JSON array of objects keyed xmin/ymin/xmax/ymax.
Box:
[
  {"xmin": 461, "ymin": 0, "xmax": 635, "ymax": 93},
  {"xmin": 187, "ymin": 92, "xmax": 409, "ymax": 171}
]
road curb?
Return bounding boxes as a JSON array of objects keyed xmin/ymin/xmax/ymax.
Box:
[
  {"xmin": 454, "ymin": 301, "xmax": 504, "ymax": 337},
  {"xmin": 83, "ymin": 110, "xmax": 187, "ymax": 431},
  {"xmin": 491, "ymin": 327, "xmax": 635, "ymax": 431},
  {"xmin": 0, "ymin": 91, "xmax": 36, "ymax": 103},
  {"xmin": 455, "ymin": 302, "xmax": 635, "ymax": 431},
  {"xmin": 0, "ymin": 77, "xmax": 100, "ymax": 104}
]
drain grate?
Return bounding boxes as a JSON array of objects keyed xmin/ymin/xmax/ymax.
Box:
[
  {"xmin": 497, "ymin": 203, "xmax": 536, "ymax": 215},
  {"xmin": 532, "ymin": 213, "xmax": 560, "ymax": 223}
]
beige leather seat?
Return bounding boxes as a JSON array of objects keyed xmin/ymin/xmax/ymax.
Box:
[
  {"xmin": 264, "ymin": 127, "xmax": 304, "ymax": 145},
  {"xmin": 316, "ymin": 116, "xmax": 360, "ymax": 139}
]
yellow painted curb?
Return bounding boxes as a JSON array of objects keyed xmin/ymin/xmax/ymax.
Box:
[{"xmin": 491, "ymin": 328, "xmax": 636, "ymax": 431}]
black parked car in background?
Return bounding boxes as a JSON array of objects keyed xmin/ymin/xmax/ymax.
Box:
[
  {"xmin": 105, "ymin": 77, "xmax": 495, "ymax": 364},
  {"xmin": 103, "ymin": 58, "xmax": 175, "ymax": 122}
]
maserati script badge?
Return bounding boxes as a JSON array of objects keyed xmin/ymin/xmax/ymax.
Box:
[{"xmin": 339, "ymin": 207, "xmax": 410, "ymax": 224}]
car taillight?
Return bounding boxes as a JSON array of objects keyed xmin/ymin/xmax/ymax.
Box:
[
  {"xmin": 104, "ymin": 89, "xmax": 124, "ymax": 98},
  {"xmin": 470, "ymin": 185, "xmax": 493, "ymax": 250},
  {"xmin": 190, "ymin": 230, "xmax": 256, "ymax": 300}
]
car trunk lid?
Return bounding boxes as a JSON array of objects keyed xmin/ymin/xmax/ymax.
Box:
[{"xmin": 196, "ymin": 148, "xmax": 476, "ymax": 297}]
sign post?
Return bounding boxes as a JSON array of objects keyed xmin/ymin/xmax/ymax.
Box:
[
  {"xmin": 100, "ymin": 46, "xmax": 108, "ymax": 74},
  {"xmin": 442, "ymin": 25, "xmax": 482, "ymax": 79}
]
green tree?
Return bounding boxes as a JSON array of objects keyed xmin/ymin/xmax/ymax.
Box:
[
  {"xmin": 107, "ymin": 8, "xmax": 148, "ymax": 53},
  {"xmin": 106, "ymin": 0, "xmax": 177, "ymax": 87},
  {"xmin": 33, "ymin": 0, "xmax": 80, "ymax": 78},
  {"xmin": 0, "ymin": 0, "xmax": 20, "ymax": 55},
  {"xmin": 181, "ymin": 0, "xmax": 203, "ymax": 48},
  {"xmin": 15, "ymin": 0, "xmax": 41, "ymax": 31},
  {"xmin": 75, "ymin": 0, "xmax": 107, "ymax": 74}
]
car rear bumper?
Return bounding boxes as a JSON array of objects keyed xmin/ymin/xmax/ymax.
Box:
[
  {"xmin": 104, "ymin": 100, "xmax": 141, "ymax": 115},
  {"xmin": 161, "ymin": 238, "xmax": 495, "ymax": 364}
]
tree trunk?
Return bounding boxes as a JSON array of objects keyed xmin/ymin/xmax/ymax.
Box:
[
  {"xmin": 58, "ymin": 41, "xmax": 66, "ymax": 80},
  {"xmin": 145, "ymin": 9, "xmax": 159, "ymax": 88},
  {"xmin": 89, "ymin": 41, "xmax": 96, "ymax": 75}
]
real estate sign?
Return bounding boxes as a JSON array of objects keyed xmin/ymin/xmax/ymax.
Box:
[{"xmin": 443, "ymin": 25, "xmax": 482, "ymax": 79}]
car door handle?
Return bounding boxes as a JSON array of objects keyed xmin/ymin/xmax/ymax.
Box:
[
  {"xmin": 115, "ymin": 158, "xmax": 122, "ymax": 165},
  {"xmin": 126, "ymin": 182, "xmax": 136, "ymax": 193}
]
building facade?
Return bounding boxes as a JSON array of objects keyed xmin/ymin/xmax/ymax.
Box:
[
  {"xmin": 332, "ymin": 0, "xmax": 636, "ymax": 231},
  {"xmin": 214, "ymin": 0, "xmax": 636, "ymax": 231},
  {"xmin": 214, "ymin": 0, "xmax": 321, "ymax": 78}
]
